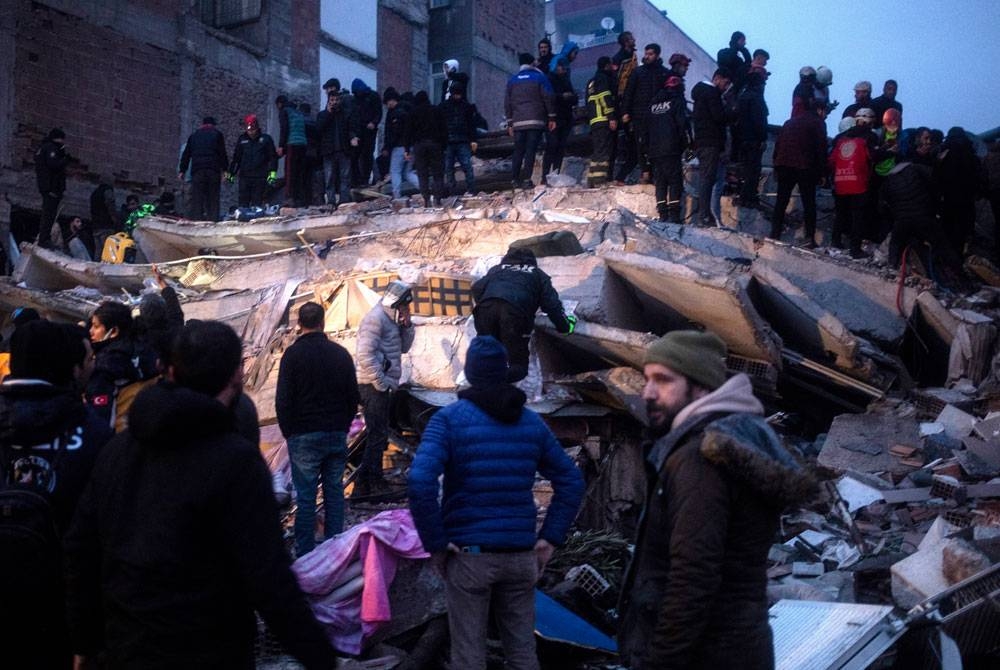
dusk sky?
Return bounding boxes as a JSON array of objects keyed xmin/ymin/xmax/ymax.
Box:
[{"xmin": 657, "ymin": 0, "xmax": 999, "ymax": 136}]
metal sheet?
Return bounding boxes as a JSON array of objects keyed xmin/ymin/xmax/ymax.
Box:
[{"xmin": 771, "ymin": 600, "xmax": 900, "ymax": 670}]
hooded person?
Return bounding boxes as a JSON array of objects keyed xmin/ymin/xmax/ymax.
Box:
[
  {"xmin": 716, "ymin": 31, "xmax": 751, "ymax": 93},
  {"xmin": 355, "ymin": 281, "xmax": 415, "ymax": 495},
  {"xmin": 408, "ymin": 335, "xmax": 584, "ymax": 670},
  {"xmin": 229, "ymin": 113, "xmax": 278, "ymax": 208},
  {"xmin": 471, "ymin": 247, "xmax": 575, "ymax": 382},
  {"xmin": 35, "ymin": 127, "xmax": 71, "ymax": 249},
  {"xmin": 618, "ymin": 330, "xmax": 816, "ymax": 670},
  {"xmin": 1, "ymin": 320, "xmax": 113, "ymax": 670},
  {"xmin": 647, "ymin": 75, "xmax": 690, "ymax": 223},
  {"xmin": 441, "ymin": 59, "xmax": 470, "ymax": 103},
  {"xmin": 549, "ymin": 41, "xmax": 579, "ymax": 74},
  {"xmin": 350, "ymin": 78, "xmax": 382, "ymax": 187},
  {"xmin": 936, "ymin": 127, "xmax": 982, "ymax": 258}
]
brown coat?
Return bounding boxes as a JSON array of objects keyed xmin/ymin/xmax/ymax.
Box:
[{"xmin": 618, "ymin": 406, "xmax": 815, "ymax": 669}]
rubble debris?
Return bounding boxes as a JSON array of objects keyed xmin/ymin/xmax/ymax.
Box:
[{"xmin": 818, "ymin": 414, "xmax": 923, "ymax": 474}]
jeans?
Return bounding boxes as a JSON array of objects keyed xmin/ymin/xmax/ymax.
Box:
[
  {"xmin": 323, "ymin": 153, "xmax": 353, "ymax": 205},
  {"xmin": 770, "ymin": 166, "xmax": 818, "ymax": 240},
  {"xmin": 445, "ymin": 143, "xmax": 475, "ymax": 194},
  {"xmin": 389, "ymin": 146, "xmax": 419, "ymax": 199},
  {"xmin": 445, "ymin": 551, "xmax": 539, "ymax": 670},
  {"xmin": 189, "ymin": 169, "xmax": 221, "ymax": 221},
  {"xmin": 358, "ymin": 384, "xmax": 390, "ymax": 484},
  {"xmin": 696, "ymin": 147, "xmax": 722, "ymax": 224},
  {"xmin": 288, "ymin": 430, "xmax": 347, "ymax": 556},
  {"xmin": 511, "ymin": 128, "xmax": 543, "ymax": 184}
]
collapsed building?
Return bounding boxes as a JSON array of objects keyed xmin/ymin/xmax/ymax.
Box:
[{"xmin": 5, "ymin": 176, "xmax": 1000, "ymax": 669}]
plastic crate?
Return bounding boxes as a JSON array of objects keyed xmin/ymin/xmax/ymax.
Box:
[{"xmin": 565, "ymin": 563, "xmax": 610, "ymax": 598}]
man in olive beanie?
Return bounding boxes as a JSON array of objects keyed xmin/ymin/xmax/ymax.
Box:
[{"xmin": 618, "ymin": 329, "xmax": 815, "ymax": 670}]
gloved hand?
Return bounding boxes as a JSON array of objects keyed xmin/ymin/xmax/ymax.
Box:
[
  {"xmin": 225, "ymin": 172, "xmax": 235, "ymax": 184},
  {"xmin": 565, "ymin": 314, "xmax": 577, "ymax": 334},
  {"xmin": 267, "ymin": 170, "xmax": 278, "ymax": 185}
]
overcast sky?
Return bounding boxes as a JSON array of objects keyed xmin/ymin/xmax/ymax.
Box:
[{"xmin": 657, "ymin": 0, "xmax": 999, "ymax": 136}]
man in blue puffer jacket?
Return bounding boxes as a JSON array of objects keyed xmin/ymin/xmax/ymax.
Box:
[{"xmin": 408, "ymin": 336, "xmax": 584, "ymax": 670}]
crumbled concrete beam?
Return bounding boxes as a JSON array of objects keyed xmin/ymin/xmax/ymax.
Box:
[
  {"xmin": 818, "ymin": 414, "xmax": 923, "ymax": 475},
  {"xmin": 555, "ymin": 367, "xmax": 649, "ymax": 424},
  {"xmin": 599, "ymin": 249, "xmax": 783, "ymax": 364},
  {"xmin": 535, "ymin": 317, "xmax": 658, "ymax": 371},
  {"xmin": 891, "ymin": 540, "xmax": 951, "ymax": 610},
  {"xmin": 536, "ymin": 255, "xmax": 647, "ymax": 330}
]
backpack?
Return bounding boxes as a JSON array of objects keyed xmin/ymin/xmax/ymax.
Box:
[{"xmin": 832, "ymin": 135, "xmax": 871, "ymax": 195}]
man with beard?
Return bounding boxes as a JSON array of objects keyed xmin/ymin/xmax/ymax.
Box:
[
  {"xmin": 621, "ymin": 43, "xmax": 670, "ymax": 183},
  {"xmin": 618, "ymin": 330, "xmax": 815, "ymax": 670}
]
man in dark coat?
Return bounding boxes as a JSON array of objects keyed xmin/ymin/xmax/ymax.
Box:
[
  {"xmin": 618, "ymin": 330, "xmax": 815, "ymax": 670},
  {"xmin": 229, "ymin": 114, "xmax": 278, "ymax": 208},
  {"xmin": 316, "ymin": 89, "xmax": 358, "ymax": 207},
  {"xmin": 769, "ymin": 101, "xmax": 828, "ymax": 246},
  {"xmin": 611, "ymin": 31, "xmax": 638, "ymax": 183},
  {"xmin": 276, "ymin": 302, "xmax": 359, "ymax": 556},
  {"xmin": 717, "ymin": 31, "xmax": 751, "ymax": 95},
  {"xmin": 178, "ymin": 117, "xmax": 228, "ymax": 221},
  {"xmin": 935, "ymin": 127, "xmax": 982, "ymax": 258},
  {"xmin": 881, "ymin": 161, "xmax": 960, "ymax": 271},
  {"xmin": 692, "ymin": 68, "xmax": 736, "ymax": 226},
  {"xmin": 586, "ymin": 57, "xmax": 618, "ymax": 187},
  {"xmin": 870, "ymin": 79, "xmax": 903, "ymax": 130},
  {"xmin": 621, "ymin": 43, "xmax": 669, "ymax": 182},
  {"xmin": 441, "ymin": 83, "xmax": 479, "ymax": 195},
  {"xmin": 472, "ymin": 247, "xmax": 574, "ymax": 382},
  {"xmin": 408, "ymin": 335, "xmax": 584, "ymax": 670},
  {"xmin": 647, "ymin": 76, "xmax": 689, "ymax": 223},
  {"xmin": 736, "ymin": 70, "xmax": 769, "ymax": 207},
  {"xmin": 89, "ymin": 176, "xmax": 119, "ymax": 251},
  {"xmin": 350, "ymin": 78, "xmax": 382, "ymax": 187},
  {"xmin": 542, "ymin": 57, "xmax": 579, "ymax": 181},
  {"xmin": 64, "ymin": 321, "xmax": 340, "ymax": 669},
  {"xmin": 34, "ymin": 127, "xmax": 71, "ymax": 249},
  {"xmin": 405, "ymin": 91, "xmax": 448, "ymax": 206}
]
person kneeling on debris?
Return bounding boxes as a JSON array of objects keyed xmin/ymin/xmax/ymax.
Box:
[
  {"xmin": 408, "ymin": 335, "xmax": 585, "ymax": 670},
  {"xmin": 618, "ymin": 330, "xmax": 816, "ymax": 670},
  {"xmin": 355, "ymin": 280, "xmax": 415, "ymax": 496},
  {"xmin": 471, "ymin": 247, "xmax": 575, "ymax": 382}
]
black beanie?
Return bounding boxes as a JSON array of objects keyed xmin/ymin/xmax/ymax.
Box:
[
  {"xmin": 48, "ymin": 128, "xmax": 65, "ymax": 140},
  {"xmin": 383, "ymin": 87, "xmax": 400, "ymax": 104}
]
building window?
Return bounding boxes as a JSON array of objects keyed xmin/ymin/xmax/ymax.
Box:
[{"xmin": 201, "ymin": 0, "xmax": 262, "ymax": 29}]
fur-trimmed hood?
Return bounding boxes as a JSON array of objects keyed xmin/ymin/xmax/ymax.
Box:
[{"xmin": 700, "ymin": 413, "xmax": 817, "ymax": 505}]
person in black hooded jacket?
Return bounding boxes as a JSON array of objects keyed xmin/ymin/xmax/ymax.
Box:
[
  {"xmin": 1, "ymin": 320, "xmax": 112, "ymax": 670},
  {"xmin": 471, "ymin": 247, "xmax": 574, "ymax": 382},
  {"xmin": 881, "ymin": 161, "xmax": 961, "ymax": 271},
  {"xmin": 404, "ymin": 91, "xmax": 447, "ymax": 206},
  {"xmin": 622, "ymin": 44, "xmax": 669, "ymax": 182},
  {"xmin": 647, "ymin": 76, "xmax": 690, "ymax": 223},
  {"xmin": 35, "ymin": 127, "xmax": 71, "ymax": 249},
  {"xmin": 716, "ymin": 31, "xmax": 751, "ymax": 95},
  {"xmin": 64, "ymin": 321, "xmax": 339, "ymax": 670}
]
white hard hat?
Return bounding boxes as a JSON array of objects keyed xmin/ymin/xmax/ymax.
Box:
[
  {"xmin": 816, "ymin": 66, "xmax": 833, "ymax": 86},
  {"xmin": 838, "ymin": 117, "xmax": 856, "ymax": 134}
]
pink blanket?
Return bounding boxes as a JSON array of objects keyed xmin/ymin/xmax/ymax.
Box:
[{"xmin": 293, "ymin": 508, "xmax": 430, "ymax": 654}]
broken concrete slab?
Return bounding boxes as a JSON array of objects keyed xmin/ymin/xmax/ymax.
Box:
[
  {"xmin": 554, "ymin": 367, "xmax": 648, "ymax": 425},
  {"xmin": 891, "ymin": 540, "xmax": 952, "ymax": 609},
  {"xmin": 936, "ymin": 404, "xmax": 977, "ymax": 440},
  {"xmin": 819, "ymin": 414, "xmax": 923, "ymax": 475},
  {"xmin": 941, "ymin": 538, "xmax": 992, "ymax": 586},
  {"xmin": 599, "ymin": 249, "xmax": 783, "ymax": 364}
]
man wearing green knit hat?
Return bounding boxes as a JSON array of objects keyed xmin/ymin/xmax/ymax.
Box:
[{"xmin": 618, "ymin": 330, "xmax": 816, "ymax": 670}]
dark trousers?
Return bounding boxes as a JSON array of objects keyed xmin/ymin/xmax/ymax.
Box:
[
  {"xmin": 740, "ymin": 141, "xmax": 764, "ymax": 201},
  {"xmin": 238, "ymin": 177, "xmax": 266, "ymax": 208},
  {"xmin": 358, "ymin": 384, "xmax": 390, "ymax": 484},
  {"xmin": 445, "ymin": 142, "xmax": 475, "ymax": 194},
  {"xmin": 542, "ymin": 122, "xmax": 572, "ymax": 177},
  {"xmin": 990, "ymin": 189, "xmax": 1000, "ymax": 262},
  {"xmin": 284, "ymin": 144, "xmax": 308, "ymax": 207},
  {"xmin": 652, "ymin": 155, "xmax": 683, "ymax": 223},
  {"xmin": 615, "ymin": 121, "xmax": 639, "ymax": 182},
  {"xmin": 511, "ymin": 128, "xmax": 543, "ymax": 184},
  {"xmin": 353, "ymin": 129, "xmax": 377, "ymax": 186},
  {"xmin": 889, "ymin": 215, "xmax": 962, "ymax": 270},
  {"xmin": 323, "ymin": 153, "xmax": 353, "ymax": 205},
  {"xmin": 413, "ymin": 140, "xmax": 445, "ymax": 203},
  {"xmin": 588, "ymin": 124, "xmax": 615, "ymax": 186},
  {"xmin": 288, "ymin": 431, "xmax": 347, "ymax": 556},
  {"xmin": 770, "ymin": 166, "xmax": 818, "ymax": 240},
  {"xmin": 696, "ymin": 146, "xmax": 722, "ymax": 224},
  {"xmin": 833, "ymin": 192, "xmax": 868, "ymax": 253},
  {"xmin": 189, "ymin": 169, "xmax": 221, "ymax": 221},
  {"xmin": 941, "ymin": 198, "xmax": 976, "ymax": 259},
  {"xmin": 37, "ymin": 192, "xmax": 63, "ymax": 247},
  {"xmin": 632, "ymin": 117, "xmax": 650, "ymax": 177},
  {"xmin": 473, "ymin": 299, "xmax": 534, "ymax": 382}
]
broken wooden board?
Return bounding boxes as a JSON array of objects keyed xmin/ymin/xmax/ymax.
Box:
[{"xmin": 600, "ymin": 249, "xmax": 783, "ymax": 365}]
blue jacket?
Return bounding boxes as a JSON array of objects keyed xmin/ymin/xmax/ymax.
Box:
[
  {"xmin": 408, "ymin": 387, "xmax": 584, "ymax": 553},
  {"xmin": 504, "ymin": 66, "xmax": 556, "ymax": 131}
]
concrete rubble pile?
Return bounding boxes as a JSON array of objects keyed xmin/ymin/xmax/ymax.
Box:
[{"xmin": 5, "ymin": 182, "xmax": 1000, "ymax": 668}]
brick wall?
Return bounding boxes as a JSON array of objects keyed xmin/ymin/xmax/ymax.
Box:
[
  {"xmin": 377, "ymin": 6, "xmax": 413, "ymax": 94},
  {"xmin": 13, "ymin": 1, "xmax": 182, "ymax": 216},
  {"xmin": 291, "ymin": 0, "xmax": 319, "ymax": 74},
  {"xmin": 475, "ymin": 0, "xmax": 544, "ymax": 58}
]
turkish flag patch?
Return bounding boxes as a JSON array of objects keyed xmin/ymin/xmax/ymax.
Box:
[{"xmin": 93, "ymin": 394, "xmax": 110, "ymax": 407}]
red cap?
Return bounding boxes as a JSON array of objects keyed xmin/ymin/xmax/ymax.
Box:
[
  {"xmin": 244, "ymin": 114, "xmax": 258, "ymax": 128},
  {"xmin": 664, "ymin": 76, "xmax": 683, "ymax": 89}
]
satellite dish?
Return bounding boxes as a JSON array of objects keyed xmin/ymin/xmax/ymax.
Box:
[{"xmin": 600, "ymin": 17, "xmax": 615, "ymax": 31}]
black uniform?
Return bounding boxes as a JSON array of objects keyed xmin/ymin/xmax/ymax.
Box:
[
  {"xmin": 34, "ymin": 134, "xmax": 70, "ymax": 248},
  {"xmin": 179, "ymin": 124, "xmax": 228, "ymax": 221},
  {"xmin": 472, "ymin": 248, "xmax": 570, "ymax": 382},
  {"xmin": 229, "ymin": 132, "xmax": 278, "ymax": 207},
  {"xmin": 587, "ymin": 68, "xmax": 617, "ymax": 186},
  {"xmin": 647, "ymin": 87, "xmax": 689, "ymax": 223},
  {"xmin": 622, "ymin": 58, "xmax": 669, "ymax": 176}
]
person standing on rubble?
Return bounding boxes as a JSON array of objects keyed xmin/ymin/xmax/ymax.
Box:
[
  {"xmin": 229, "ymin": 114, "xmax": 278, "ymax": 208},
  {"xmin": 34, "ymin": 127, "xmax": 71, "ymax": 250},
  {"xmin": 355, "ymin": 281, "xmax": 415, "ymax": 496},
  {"xmin": 621, "ymin": 43, "xmax": 670, "ymax": 184},
  {"xmin": 276, "ymin": 302, "xmax": 359, "ymax": 556},
  {"xmin": 471, "ymin": 247, "xmax": 575, "ymax": 383},
  {"xmin": 692, "ymin": 67, "xmax": 736, "ymax": 227},
  {"xmin": 586, "ymin": 56, "xmax": 618, "ymax": 187},
  {"xmin": 64, "ymin": 321, "xmax": 340, "ymax": 669},
  {"xmin": 178, "ymin": 116, "xmax": 228, "ymax": 221},
  {"xmin": 618, "ymin": 330, "xmax": 816, "ymax": 670},
  {"xmin": 505, "ymin": 52, "xmax": 556, "ymax": 189},
  {"xmin": 647, "ymin": 76, "xmax": 689, "ymax": 223},
  {"xmin": 408, "ymin": 335, "xmax": 584, "ymax": 670}
]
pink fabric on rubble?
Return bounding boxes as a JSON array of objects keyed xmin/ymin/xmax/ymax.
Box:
[{"xmin": 293, "ymin": 508, "xmax": 430, "ymax": 654}]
